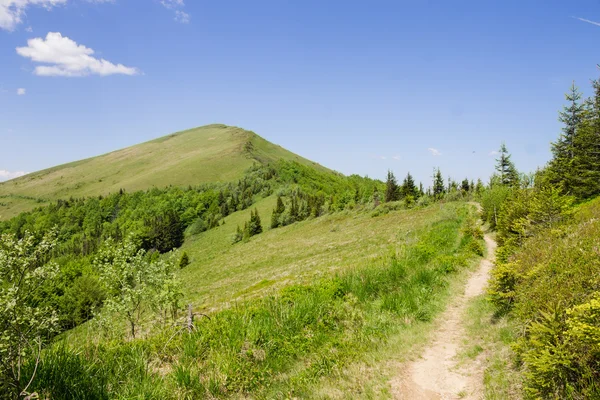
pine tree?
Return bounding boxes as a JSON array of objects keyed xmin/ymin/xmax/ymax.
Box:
[
  {"xmin": 385, "ymin": 170, "xmax": 400, "ymax": 202},
  {"xmin": 495, "ymin": 143, "xmax": 519, "ymax": 186},
  {"xmin": 433, "ymin": 168, "xmax": 445, "ymax": 199}
]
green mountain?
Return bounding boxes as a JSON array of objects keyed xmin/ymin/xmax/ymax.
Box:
[{"xmin": 0, "ymin": 124, "xmax": 327, "ymax": 220}]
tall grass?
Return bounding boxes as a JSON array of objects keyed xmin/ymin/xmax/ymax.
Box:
[{"xmin": 18, "ymin": 205, "xmax": 482, "ymax": 400}]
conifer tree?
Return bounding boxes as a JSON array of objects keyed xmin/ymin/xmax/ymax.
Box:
[
  {"xmin": 385, "ymin": 170, "xmax": 399, "ymax": 202},
  {"xmin": 179, "ymin": 252, "xmax": 190, "ymax": 268},
  {"xmin": 247, "ymin": 209, "xmax": 263, "ymax": 236},
  {"xmin": 570, "ymin": 77, "xmax": 600, "ymax": 198},
  {"xmin": 475, "ymin": 178, "xmax": 484, "ymax": 195},
  {"xmin": 547, "ymin": 82, "xmax": 585, "ymax": 192},
  {"xmin": 495, "ymin": 143, "xmax": 519, "ymax": 186},
  {"xmin": 400, "ymin": 172, "xmax": 419, "ymax": 199},
  {"xmin": 275, "ymin": 195, "xmax": 285, "ymax": 214},
  {"xmin": 271, "ymin": 196, "xmax": 286, "ymax": 228},
  {"xmin": 433, "ymin": 168, "xmax": 445, "ymax": 199},
  {"xmin": 461, "ymin": 178, "xmax": 470, "ymax": 193}
]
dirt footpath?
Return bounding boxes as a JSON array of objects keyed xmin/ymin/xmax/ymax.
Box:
[{"xmin": 390, "ymin": 234, "xmax": 496, "ymax": 400}]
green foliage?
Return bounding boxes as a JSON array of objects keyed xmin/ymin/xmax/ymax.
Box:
[
  {"xmin": 95, "ymin": 237, "xmax": 182, "ymax": 338},
  {"xmin": 400, "ymin": 172, "xmax": 419, "ymax": 200},
  {"xmin": 480, "ymin": 184, "xmax": 512, "ymax": 229},
  {"xmin": 245, "ymin": 208, "xmax": 263, "ymax": 238},
  {"xmin": 179, "ymin": 252, "xmax": 190, "ymax": 269},
  {"xmin": 60, "ymin": 275, "xmax": 106, "ymax": 327},
  {"xmin": 544, "ymin": 79, "xmax": 600, "ymax": 200},
  {"xmin": 433, "ymin": 168, "xmax": 445, "ymax": 199},
  {"xmin": 385, "ymin": 170, "xmax": 400, "ymax": 202},
  {"xmin": 495, "ymin": 143, "xmax": 520, "ymax": 187},
  {"xmin": 21, "ymin": 205, "xmax": 482, "ymax": 398},
  {"xmin": 495, "ymin": 186, "xmax": 573, "ymax": 258},
  {"xmin": 0, "ymin": 231, "xmax": 60, "ymax": 397},
  {"xmin": 489, "ymin": 197, "xmax": 600, "ymax": 398},
  {"xmin": 142, "ymin": 209, "xmax": 184, "ymax": 253}
]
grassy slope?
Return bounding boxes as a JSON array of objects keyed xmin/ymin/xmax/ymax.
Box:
[
  {"xmin": 51, "ymin": 202, "xmax": 481, "ymax": 399},
  {"xmin": 179, "ymin": 196, "xmax": 446, "ymax": 310},
  {"xmin": 0, "ymin": 124, "xmax": 328, "ymax": 220}
]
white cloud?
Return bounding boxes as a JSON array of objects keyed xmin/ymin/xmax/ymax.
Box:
[
  {"xmin": 0, "ymin": 0, "xmax": 67, "ymax": 31},
  {"xmin": 25, "ymin": 25, "xmax": 32, "ymax": 32},
  {"xmin": 488, "ymin": 150, "xmax": 499, "ymax": 156},
  {"xmin": 16, "ymin": 87, "xmax": 26, "ymax": 95},
  {"xmin": 161, "ymin": 0, "xmax": 190, "ymax": 23},
  {"xmin": 174, "ymin": 9, "xmax": 189, "ymax": 23},
  {"xmin": 0, "ymin": 170, "xmax": 28, "ymax": 181},
  {"xmin": 16, "ymin": 32, "xmax": 140, "ymax": 77},
  {"xmin": 427, "ymin": 148, "xmax": 442, "ymax": 156},
  {"xmin": 160, "ymin": 0, "xmax": 184, "ymax": 9},
  {"xmin": 575, "ymin": 17, "xmax": 600, "ymax": 27},
  {"xmin": 392, "ymin": 155, "xmax": 401, "ymax": 160}
]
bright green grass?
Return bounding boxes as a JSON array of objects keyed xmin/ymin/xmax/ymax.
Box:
[
  {"xmin": 0, "ymin": 124, "xmax": 328, "ymax": 220},
  {"xmin": 178, "ymin": 196, "xmax": 450, "ymax": 311}
]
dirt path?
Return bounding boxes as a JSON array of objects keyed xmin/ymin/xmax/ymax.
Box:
[{"xmin": 390, "ymin": 233, "xmax": 496, "ymax": 399}]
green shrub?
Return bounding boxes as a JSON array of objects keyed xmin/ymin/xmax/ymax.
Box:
[
  {"xmin": 480, "ymin": 185, "xmax": 512, "ymax": 229},
  {"xmin": 489, "ymin": 197, "xmax": 600, "ymax": 398}
]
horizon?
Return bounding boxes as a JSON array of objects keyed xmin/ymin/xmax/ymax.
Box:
[{"xmin": 2, "ymin": 0, "xmax": 600, "ymax": 186}]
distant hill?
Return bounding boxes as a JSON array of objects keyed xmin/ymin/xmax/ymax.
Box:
[{"xmin": 0, "ymin": 124, "xmax": 328, "ymax": 220}]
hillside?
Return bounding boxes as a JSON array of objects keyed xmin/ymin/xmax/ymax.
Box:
[
  {"xmin": 0, "ymin": 124, "xmax": 327, "ymax": 220},
  {"xmin": 39, "ymin": 201, "xmax": 484, "ymax": 399}
]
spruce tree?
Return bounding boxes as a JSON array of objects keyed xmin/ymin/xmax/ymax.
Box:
[
  {"xmin": 275, "ymin": 196, "xmax": 285, "ymax": 214},
  {"xmin": 495, "ymin": 143, "xmax": 519, "ymax": 186},
  {"xmin": 571, "ymin": 78, "xmax": 600, "ymax": 198},
  {"xmin": 548, "ymin": 82, "xmax": 585, "ymax": 192},
  {"xmin": 179, "ymin": 252, "xmax": 190, "ymax": 268},
  {"xmin": 400, "ymin": 172, "xmax": 419, "ymax": 199},
  {"xmin": 271, "ymin": 196, "xmax": 286, "ymax": 229},
  {"xmin": 247, "ymin": 208, "xmax": 263, "ymax": 236},
  {"xmin": 385, "ymin": 170, "xmax": 399, "ymax": 202},
  {"xmin": 461, "ymin": 178, "xmax": 470, "ymax": 193},
  {"xmin": 475, "ymin": 178, "xmax": 484, "ymax": 194},
  {"xmin": 433, "ymin": 168, "xmax": 445, "ymax": 199}
]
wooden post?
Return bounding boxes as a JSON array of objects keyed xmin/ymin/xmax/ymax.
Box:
[{"xmin": 186, "ymin": 304, "xmax": 194, "ymax": 333}]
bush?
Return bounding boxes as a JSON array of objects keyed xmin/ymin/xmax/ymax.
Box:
[
  {"xmin": 185, "ymin": 218, "xmax": 207, "ymax": 236},
  {"xmin": 480, "ymin": 185, "xmax": 512, "ymax": 229},
  {"xmin": 489, "ymin": 196, "xmax": 600, "ymax": 398},
  {"xmin": 179, "ymin": 252, "xmax": 190, "ymax": 268}
]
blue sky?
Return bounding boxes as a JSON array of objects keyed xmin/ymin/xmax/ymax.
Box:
[{"xmin": 1, "ymin": 0, "xmax": 600, "ymax": 186}]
